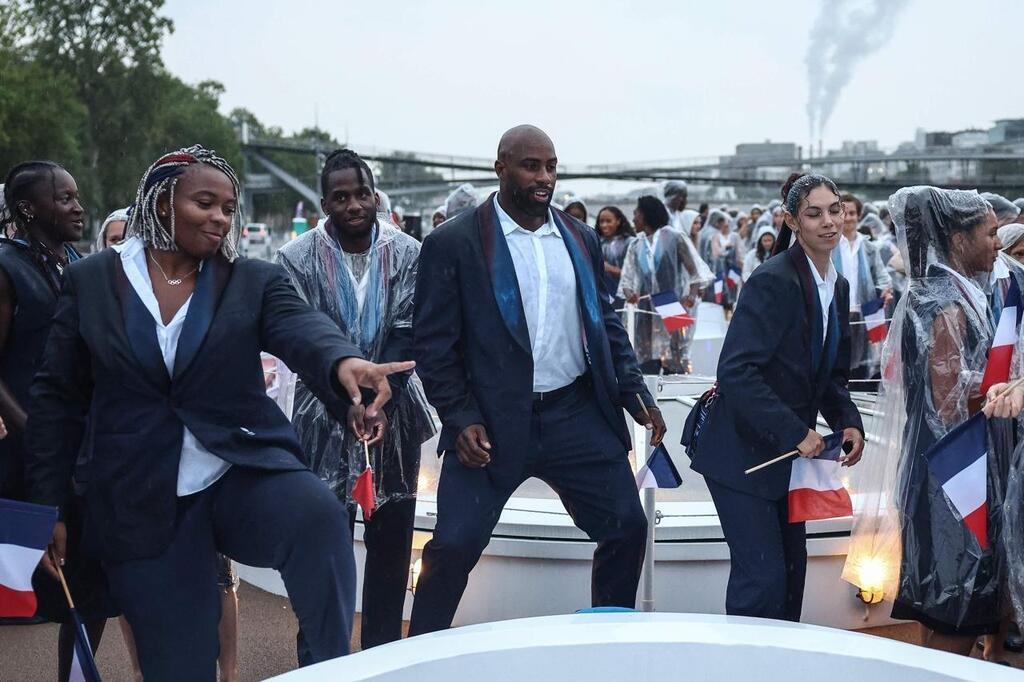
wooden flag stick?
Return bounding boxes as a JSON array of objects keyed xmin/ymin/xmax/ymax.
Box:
[
  {"xmin": 984, "ymin": 375, "xmax": 1024, "ymax": 406},
  {"xmin": 637, "ymin": 395, "xmax": 652, "ymax": 421},
  {"xmin": 745, "ymin": 449, "xmax": 799, "ymax": 475},
  {"xmin": 50, "ymin": 549, "xmax": 75, "ymax": 610},
  {"xmin": 363, "ymin": 439, "xmax": 371, "ymax": 470}
]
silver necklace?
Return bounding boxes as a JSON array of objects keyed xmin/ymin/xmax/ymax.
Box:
[{"xmin": 149, "ymin": 251, "xmax": 198, "ymax": 286}]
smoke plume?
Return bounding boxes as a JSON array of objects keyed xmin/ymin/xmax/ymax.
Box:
[{"xmin": 805, "ymin": 0, "xmax": 911, "ymax": 149}]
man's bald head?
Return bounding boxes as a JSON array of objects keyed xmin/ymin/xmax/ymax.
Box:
[
  {"xmin": 497, "ymin": 125, "xmax": 555, "ymax": 163},
  {"xmin": 494, "ymin": 125, "xmax": 557, "ymax": 224}
]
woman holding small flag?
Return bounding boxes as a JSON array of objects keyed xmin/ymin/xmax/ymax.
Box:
[
  {"xmin": 845, "ymin": 186, "xmax": 1024, "ymax": 659},
  {"xmin": 682, "ymin": 173, "xmax": 865, "ymax": 622},
  {"xmin": 618, "ymin": 196, "xmax": 712, "ymax": 374}
]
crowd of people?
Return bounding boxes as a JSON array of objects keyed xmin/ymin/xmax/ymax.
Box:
[{"xmin": 1, "ymin": 123, "xmax": 1024, "ymax": 679}]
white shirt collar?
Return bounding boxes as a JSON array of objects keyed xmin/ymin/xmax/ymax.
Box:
[
  {"xmin": 841, "ymin": 231, "xmax": 863, "ymax": 251},
  {"xmin": 806, "ymin": 253, "xmax": 838, "ymax": 289},
  {"xmin": 494, "ymin": 195, "xmax": 560, "ymax": 238},
  {"xmin": 111, "ymin": 234, "xmax": 144, "ymax": 257}
]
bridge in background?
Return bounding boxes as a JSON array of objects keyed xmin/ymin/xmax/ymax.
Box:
[{"xmin": 239, "ymin": 130, "xmax": 1024, "ymax": 212}]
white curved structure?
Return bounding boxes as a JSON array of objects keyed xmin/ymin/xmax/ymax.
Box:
[
  {"xmin": 269, "ymin": 613, "xmax": 1013, "ymax": 681},
  {"xmin": 238, "ymin": 311, "xmax": 895, "ymax": 631}
]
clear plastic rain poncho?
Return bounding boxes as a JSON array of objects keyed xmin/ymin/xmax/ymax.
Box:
[
  {"xmin": 982, "ymin": 192, "xmax": 1021, "ymax": 227},
  {"xmin": 444, "ymin": 183, "xmax": 478, "ymax": 218},
  {"xmin": 94, "ymin": 207, "xmax": 130, "ymax": 250},
  {"xmin": 843, "ymin": 186, "xmax": 1013, "ymax": 632},
  {"xmin": 617, "ymin": 226, "xmax": 713, "ymax": 373},
  {"xmin": 276, "ymin": 220, "xmax": 435, "ymax": 507}
]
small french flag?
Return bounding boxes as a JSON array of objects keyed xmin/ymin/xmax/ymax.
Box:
[
  {"xmin": 725, "ymin": 266, "xmax": 742, "ymax": 289},
  {"xmin": 713, "ymin": 277, "xmax": 724, "ymax": 304},
  {"xmin": 980, "ymin": 278, "xmax": 1021, "ymax": 395},
  {"xmin": 636, "ymin": 444, "xmax": 683, "ymax": 490},
  {"xmin": 925, "ymin": 413, "xmax": 989, "ymax": 550},
  {"xmin": 651, "ymin": 291, "xmax": 695, "ymax": 333},
  {"xmin": 788, "ymin": 432, "xmax": 853, "ymax": 523},
  {"xmin": 861, "ymin": 297, "xmax": 888, "ymax": 344},
  {"xmin": 0, "ymin": 498, "xmax": 58, "ymax": 617}
]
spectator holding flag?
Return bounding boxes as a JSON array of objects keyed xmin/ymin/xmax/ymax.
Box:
[
  {"xmin": 682, "ymin": 173, "xmax": 864, "ymax": 623},
  {"xmin": 846, "ymin": 186, "xmax": 1024, "ymax": 659},
  {"xmin": 833, "ymin": 193, "xmax": 892, "ymax": 383},
  {"xmin": 618, "ymin": 195, "xmax": 712, "ymax": 374}
]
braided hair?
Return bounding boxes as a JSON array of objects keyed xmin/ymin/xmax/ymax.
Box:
[
  {"xmin": 2, "ymin": 161, "xmax": 64, "ymax": 237},
  {"xmin": 1, "ymin": 161, "xmax": 77, "ymax": 285},
  {"xmin": 125, "ymin": 145, "xmax": 242, "ymax": 261},
  {"xmin": 320, "ymin": 148, "xmax": 375, "ymax": 197}
]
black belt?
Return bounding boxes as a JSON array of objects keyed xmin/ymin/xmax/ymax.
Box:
[{"xmin": 532, "ymin": 374, "xmax": 588, "ymax": 403}]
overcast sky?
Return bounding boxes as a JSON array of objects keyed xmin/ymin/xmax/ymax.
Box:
[{"xmin": 162, "ymin": 0, "xmax": 1023, "ymax": 166}]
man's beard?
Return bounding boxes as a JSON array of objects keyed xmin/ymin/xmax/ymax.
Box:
[{"xmin": 510, "ymin": 184, "xmax": 552, "ymax": 218}]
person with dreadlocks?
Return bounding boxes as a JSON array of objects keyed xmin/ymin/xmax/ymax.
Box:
[
  {"xmin": 277, "ymin": 149, "xmax": 434, "ymax": 651},
  {"xmin": 0, "ymin": 161, "xmax": 118, "ymax": 682},
  {"xmin": 23, "ymin": 145, "xmax": 414, "ymax": 680}
]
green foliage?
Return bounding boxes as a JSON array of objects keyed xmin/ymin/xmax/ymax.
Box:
[{"xmin": 0, "ymin": 0, "xmax": 239, "ymax": 238}]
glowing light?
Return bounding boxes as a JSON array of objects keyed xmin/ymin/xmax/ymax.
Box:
[
  {"xmin": 854, "ymin": 556, "xmax": 887, "ymax": 604},
  {"xmin": 410, "ymin": 558, "xmax": 422, "ymax": 594}
]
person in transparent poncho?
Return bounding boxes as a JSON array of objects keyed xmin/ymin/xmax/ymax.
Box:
[
  {"xmin": 617, "ymin": 195, "xmax": 712, "ymax": 374},
  {"xmin": 276, "ymin": 149, "xmax": 435, "ymax": 650},
  {"xmin": 844, "ymin": 186, "xmax": 1024, "ymax": 657}
]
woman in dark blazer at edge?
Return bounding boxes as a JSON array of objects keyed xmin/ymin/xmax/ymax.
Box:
[
  {"xmin": 23, "ymin": 146, "xmax": 412, "ymax": 681},
  {"xmin": 682, "ymin": 173, "xmax": 865, "ymax": 622}
]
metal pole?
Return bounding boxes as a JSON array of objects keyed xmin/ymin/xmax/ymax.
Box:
[{"xmin": 639, "ymin": 374, "xmax": 658, "ymax": 612}]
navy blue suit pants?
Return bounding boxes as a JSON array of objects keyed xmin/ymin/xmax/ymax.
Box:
[
  {"xmin": 408, "ymin": 383, "xmax": 646, "ymax": 635},
  {"xmin": 706, "ymin": 478, "xmax": 807, "ymax": 622},
  {"xmin": 105, "ymin": 467, "xmax": 355, "ymax": 681}
]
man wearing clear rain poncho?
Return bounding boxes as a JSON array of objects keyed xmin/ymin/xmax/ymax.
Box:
[
  {"xmin": 277, "ymin": 149, "xmax": 435, "ymax": 650},
  {"xmin": 618, "ymin": 196, "xmax": 713, "ymax": 374},
  {"xmin": 843, "ymin": 186, "xmax": 1024, "ymax": 657}
]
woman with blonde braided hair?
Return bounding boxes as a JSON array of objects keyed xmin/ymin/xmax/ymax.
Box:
[{"xmin": 23, "ymin": 145, "xmax": 415, "ymax": 680}]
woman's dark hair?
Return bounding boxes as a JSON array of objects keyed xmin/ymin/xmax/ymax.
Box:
[
  {"xmin": 773, "ymin": 172, "xmax": 841, "ymax": 255},
  {"xmin": 320, "ymin": 148, "xmax": 375, "ymax": 196},
  {"xmin": 595, "ymin": 205, "xmax": 636, "ymax": 238},
  {"xmin": 635, "ymin": 195, "xmax": 670, "ymax": 230},
  {"xmin": 1, "ymin": 161, "xmax": 64, "ymax": 237},
  {"xmin": 755, "ymin": 230, "xmax": 776, "ymax": 261}
]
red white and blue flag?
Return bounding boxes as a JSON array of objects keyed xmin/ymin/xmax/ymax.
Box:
[
  {"xmin": 788, "ymin": 432, "xmax": 853, "ymax": 523},
  {"xmin": 725, "ymin": 266, "xmax": 742, "ymax": 289},
  {"xmin": 651, "ymin": 291, "xmax": 695, "ymax": 333},
  {"xmin": 0, "ymin": 498, "xmax": 57, "ymax": 617},
  {"xmin": 980, "ymin": 278, "xmax": 1022, "ymax": 395},
  {"xmin": 861, "ymin": 297, "xmax": 888, "ymax": 344},
  {"xmin": 636, "ymin": 444, "xmax": 683, "ymax": 490},
  {"xmin": 925, "ymin": 413, "xmax": 989, "ymax": 550},
  {"xmin": 713, "ymin": 276, "xmax": 725, "ymax": 304}
]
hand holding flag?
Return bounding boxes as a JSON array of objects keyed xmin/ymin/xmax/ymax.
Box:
[
  {"xmin": 352, "ymin": 440, "xmax": 377, "ymax": 521},
  {"xmin": 636, "ymin": 444, "xmax": 683, "ymax": 490},
  {"xmin": 788, "ymin": 432, "xmax": 853, "ymax": 523}
]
